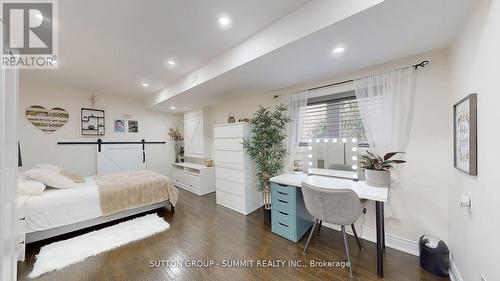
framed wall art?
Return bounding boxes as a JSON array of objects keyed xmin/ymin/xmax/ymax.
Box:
[
  {"xmin": 453, "ymin": 93, "xmax": 477, "ymax": 175},
  {"xmin": 26, "ymin": 106, "xmax": 69, "ymax": 134},
  {"xmin": 128, "ymin": 120, "xmax": 138, "ymax": 133},
  {"xmin": 81, "ymin": 108, "xmax": 105, "ymax": 135}
]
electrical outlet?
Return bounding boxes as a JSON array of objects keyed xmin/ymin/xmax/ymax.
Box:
[{"xmin": 481, "ymin": 275, "xmax": 487, "ymax": 281}]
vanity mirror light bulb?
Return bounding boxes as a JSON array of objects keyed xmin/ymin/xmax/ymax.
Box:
[
  {"xmin": 308, "ymin": 147, "xmax": 312, "ymax": 151},
  {"xmin": 333, "ymin": 139, "xmax": 338, "ymax": 142},
  {"xmin": 352, "ymin": 156, "xmax": 357, "ymax": 161},
  {"xmin": 351, "ymin": 138, "xmax": 357, "ymax": 143},
  {"xmin": 308, "ymin": 139, "xmax": 312, "ymax": 143},
  {"xmin": 316, "ymin": 139, "xmax": 320, "ymax": 143},
  {"xmin": 324, "ymin": 139, "xmax": 328, "ymax": 143},
  {"xmin": 342, "ymin": 138, "xmax": 347, "ymax": 143},
  {"xmin": 352, "ymin": 164, "xmax": 358, "ymax": 170},
  {"xmin": 308, "ymin": 162, "xmax": 312, "ymax": 166},
  {"xmin": 352, "ymin": 147, "xmax": 358, "ymax": 152},
  {"xmin": 308, "ymin": 154, "xmax": 312, "ymax": 158}
]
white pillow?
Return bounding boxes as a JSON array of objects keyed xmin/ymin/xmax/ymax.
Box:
[
  {"xmin": 24, "ymin": 168, "xmax": 76, "ymax": 189},
  {"xmin": 18, "ymin": 177, "xmax": 46, "ymax": 196},
  {"xmin": 36, "ymin": 163, "xmax": 63, "ymax": 174}
]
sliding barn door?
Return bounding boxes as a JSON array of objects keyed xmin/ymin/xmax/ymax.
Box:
[
  {"xmin": 96, "ymin": 144, "xmax": 147, "ymax": 174},
  {"xmin": 0, "ymin": 20, "xmax": 19, "ymax": 281}
]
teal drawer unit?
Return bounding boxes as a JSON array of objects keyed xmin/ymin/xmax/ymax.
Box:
[{"xmin": 271, "ymin": 182, "xmax": 314, "ymax": 243}]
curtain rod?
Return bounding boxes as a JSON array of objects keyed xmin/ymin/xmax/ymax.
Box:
[{"xmin": 274, "ymin": 60, "xmax": 429, "ymax": 98}]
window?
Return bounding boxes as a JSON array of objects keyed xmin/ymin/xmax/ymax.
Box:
[{"xmin": 300, "ymin": 90, "xmax": 366, "ymax": 144}]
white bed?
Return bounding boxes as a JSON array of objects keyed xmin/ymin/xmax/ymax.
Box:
[
  {"xmin": 26, "ymin": 177, "xmax": 101, "ymax": 234},
  {"xmin": 25, "ymin": 144, "xmax": 175, "ymax": 243},
  {"xmin": 25, "ymin": 176, "xmax": 172, "ymax": 243}
]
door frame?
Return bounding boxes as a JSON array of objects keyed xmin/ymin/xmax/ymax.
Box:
[{"xmin": 0, "ymin": 18, "xmax": 19, "ymax": 281}]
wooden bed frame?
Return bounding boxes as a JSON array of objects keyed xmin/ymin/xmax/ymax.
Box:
[{"xmin": 26, "ymin": 200, "xmax": 174, "ymax": 243}]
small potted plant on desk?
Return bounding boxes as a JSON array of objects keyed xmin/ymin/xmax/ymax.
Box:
[{"xmin": 360, "ymin": 151, "xmax": 406, "ymax": 187}]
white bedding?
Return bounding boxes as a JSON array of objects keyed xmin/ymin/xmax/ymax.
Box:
[{"xmin": 25, "ymin": 177, "xmax": 102, "ymax": 233}]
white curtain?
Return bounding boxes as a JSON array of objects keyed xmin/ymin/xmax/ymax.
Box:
[
  {"xmin": 280, "ymin": 90, "xmax": 308, "ymax": 170},
  {"xmin": 354, "ymin": 67, "xmax": 416, "ymax": 219}
]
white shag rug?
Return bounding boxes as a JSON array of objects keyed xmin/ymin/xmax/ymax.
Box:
[{"xmin": 29, "ymin": 213, "xmax": 169, "ymax": 278}]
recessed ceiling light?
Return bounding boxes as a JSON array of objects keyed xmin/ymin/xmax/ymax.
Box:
[
  {"xmin": 332, "ymin": 47, "xmax": 345, "ymax": 54},
  {"xmin": 141, "ymin": 83, "xmax": 150, "ymax": 88},
  {"xmin": 218, "ymin": 16, "xmax": 231, "ymax": 27},
  {"xmin": 167, "ymin": 60, "xmax": 176, "ymax": 65},
  {"xmin": 170, "ymin": 106, "xmax": 176, "ymax": 110}
]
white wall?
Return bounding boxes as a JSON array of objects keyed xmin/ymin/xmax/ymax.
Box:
[
  {"xmin": 448, "ymin": 0, "xmax": 500, "ymax": 280},
  {"xmin": 18, "ymin": 78, "xmax": 183, "ymax": 177},
  {"xmin": 205, "ymin": 49, "xmax": 452, "ymax": 255}
]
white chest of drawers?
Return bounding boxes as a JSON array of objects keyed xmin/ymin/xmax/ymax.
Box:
[
  {"xmin": 214, "ymin": 123, "xmax": 263, "ymax": 215},
  {"xmin": 171, "ymin": 162, "xmax": 215, "ymax": 196}
]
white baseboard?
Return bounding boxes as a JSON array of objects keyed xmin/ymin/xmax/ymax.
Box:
[
  {"xmin": 321, "ymin": 222, "xmax": 420, "ymax": 256},
  {"xmin": 320, "ymin": 222, "xmax": 465, "ymax": 279},
  {"xmin": 449, "ymin": 255, "xmax": 463, "ymax": 281}
]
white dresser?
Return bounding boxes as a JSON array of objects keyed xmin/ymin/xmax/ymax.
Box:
[
  {"xmin": 214, "ymin": 123, "xmax": 263, "ymax": 215},
  {"xmin": 171, "ymin": 162, "xmax": 215, "ymax": 196}
]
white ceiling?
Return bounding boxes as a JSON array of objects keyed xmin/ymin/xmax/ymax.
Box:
[
  {"xmin": 20, "ymin": 0, "xmax": 310, "ymax": 97},
  {"xmin": 151, "ymin": 0, "xmax": 476, "ymax": 112}
]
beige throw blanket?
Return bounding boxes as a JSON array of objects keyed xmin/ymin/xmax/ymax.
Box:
[{"xmin": 94, "ymin": 170, "xmax": 179, "ymax": 216}]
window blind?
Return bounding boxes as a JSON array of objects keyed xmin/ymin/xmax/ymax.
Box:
[{"xmin": 300, "ymin": 91, "xmax": 366, "ymax": 143}]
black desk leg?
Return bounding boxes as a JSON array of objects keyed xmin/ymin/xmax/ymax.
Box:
[
  {"xmin": 375, "ymin": 201, "xmax": 385, "ymax": 277},
  {"xmin": 381, "ymin": 203, "xmax": 385, "ymax": 250}
]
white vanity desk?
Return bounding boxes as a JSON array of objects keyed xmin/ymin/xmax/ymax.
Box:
[
  {"xmin": 270, "ymin": 172, "xmax": 389, "ymax": 277},
  {"xmin": 270, "ymin": 172, "xmax": 388, "ymax": 202}
]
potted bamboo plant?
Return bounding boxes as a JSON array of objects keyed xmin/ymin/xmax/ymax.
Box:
[
  {"xmin": 243, "ymin": 104, "xmax": 290, "ymax": 212},
  {"xmin": 360, "ymin": 151, "xmax": 406, "ymax": 187}
]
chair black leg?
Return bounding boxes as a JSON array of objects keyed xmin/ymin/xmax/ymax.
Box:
[
  {"xmin": 317, "ymin": 220, "xmax": 322, "ymax": 235},
  {"xmin": 351, "ymin": 224, "xmax": 363, "ymax": 250},
  {"xmin": 303, "ymin": 219, "xmax": 318, "ymax": 255},
  {"xmin": 341, "ymin": 226, "xmax": 353, "ymax": 278}
]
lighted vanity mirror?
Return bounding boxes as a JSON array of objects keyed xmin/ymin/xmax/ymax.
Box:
[{"xmin": 306, "ymin": 138, "xmax": 359, "ymax": 180}]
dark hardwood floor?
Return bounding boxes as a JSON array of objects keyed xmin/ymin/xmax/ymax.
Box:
[{"xmin": 18, "ymin": 189, "xmax": 449, "ymax": 281}]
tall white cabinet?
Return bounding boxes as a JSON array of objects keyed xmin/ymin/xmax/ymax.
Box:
[
  {"xmin": 214, "ymin": 123, "xmax": 263, "ymax": 215},
  {"xmin": 184, "ymin": 110, "xmax": 210, "ymax": 159}
]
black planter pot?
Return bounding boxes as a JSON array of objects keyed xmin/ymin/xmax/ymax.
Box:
[{"xmin": 263, "ymin": 208, "xmax": 271, "ymax": 222}]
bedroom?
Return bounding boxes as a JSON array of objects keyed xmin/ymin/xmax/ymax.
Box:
[{"xmin": 0, "ymin": 0, "xmax": 498, "ymax": 281}]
